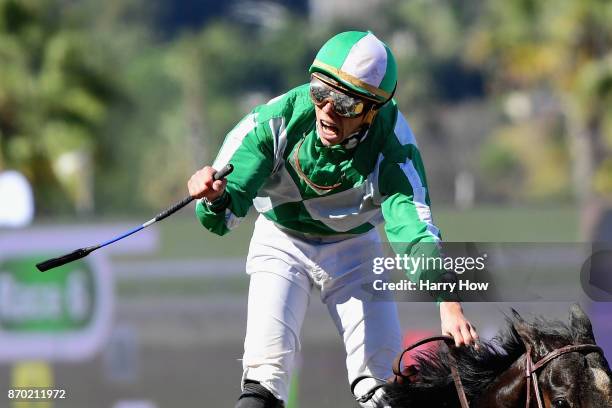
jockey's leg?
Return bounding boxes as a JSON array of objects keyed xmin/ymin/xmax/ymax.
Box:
[
  {"xmin": 301, "ymin": 226, "xmax": 401, "ymax": 407},
  {"xmin": 239, "ymin": 270, "xmax": 311, "ymax": 406},
  {"xmin": 240, "ymin": 215, "xmax": 313, "ymax": 405},
  {"xmin": 325, "ymin": 281, "xmax": 401, "ymax": 407}
]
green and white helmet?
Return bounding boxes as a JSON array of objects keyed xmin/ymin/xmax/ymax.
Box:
[{"xmin": 309, "ymin": 31, "xmax": 397, "ymax": 104}]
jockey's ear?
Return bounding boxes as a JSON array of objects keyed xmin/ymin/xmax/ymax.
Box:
[{"xmin": 568, "ymin": 303, "xmax": 595, "ymax": 344}]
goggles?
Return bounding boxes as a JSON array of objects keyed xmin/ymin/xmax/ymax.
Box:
[{"xmin": 309, "ymin": 74, "xmax": 375, "ymax": 118}]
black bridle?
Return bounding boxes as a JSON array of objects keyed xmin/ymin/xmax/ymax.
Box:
[
  {"xmin": 388, "ymin": 335, "xmax": 603, "ymax": 408},
  {"xmin": 524, "ymin": 343, "xmax": 603, "ymax": 408}
]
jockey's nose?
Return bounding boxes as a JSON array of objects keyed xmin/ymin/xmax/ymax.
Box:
[{"xmin": 321, "ymin": 100, "xmax": 336, "ymax": 115}]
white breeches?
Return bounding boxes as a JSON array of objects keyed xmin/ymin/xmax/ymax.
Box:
[{"xmin": 242, "ymin": 216, "xmax": 400, "ymax": 406}]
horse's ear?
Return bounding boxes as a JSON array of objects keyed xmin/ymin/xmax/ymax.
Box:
[
  {"xmin": 511, "ymin": 309, "xmax": 549, "ymax": 358},
  {"xmin": 511, "ymin": 309, "xmax": 538, "ymax": 348},
  {"xmin": 569, "ymin": 303, "xmax": 595, "ymax": 344}
]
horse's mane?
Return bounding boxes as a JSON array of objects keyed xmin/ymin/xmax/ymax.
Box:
[{"xmin": 382, "ymin": 314, "xmax": 576, "ymax": 406}]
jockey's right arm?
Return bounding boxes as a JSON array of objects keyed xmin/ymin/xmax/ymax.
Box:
[{"xmin": 191, "ymin": 111, "xmax": 273, "ymax": 236}]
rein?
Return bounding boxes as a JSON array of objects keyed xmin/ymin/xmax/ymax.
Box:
[
  {"xmin": 392, "ymin": 335, "xmax": 470, "ymax": 408},
  {"xmin": 390, "ymin": 336, "xmax": 603, "ymax": 408}
]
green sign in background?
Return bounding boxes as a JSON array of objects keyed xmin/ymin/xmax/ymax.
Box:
[{"xmin": 0, "ymin": 256, "xmax": 96, "ymax": 332}]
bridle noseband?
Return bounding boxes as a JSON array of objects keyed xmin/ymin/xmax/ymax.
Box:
[
  {"xmin": 524, "ymin": 343, "xmax": 603, "ymax": 408},
  {"xmin": 390, "ymin": 336, "xmax": 603, "ymax": 408}
]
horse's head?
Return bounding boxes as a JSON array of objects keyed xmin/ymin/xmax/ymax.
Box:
[
  {"xmin": 381, "ymin": 305, "xmax": 611, "ymax": 408},
  {"xmin": 512, "ymin": 304, "xmax": 612, "ymax": 407}
]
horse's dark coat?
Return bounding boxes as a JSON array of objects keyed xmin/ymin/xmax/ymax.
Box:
[{"xmin": 380, "ymin": 307, "xmax": 612, "ymax": 408}]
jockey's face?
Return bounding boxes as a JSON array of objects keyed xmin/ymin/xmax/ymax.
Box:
[{"xmin": 314, "ymin": 101, "xmax": 368, "ymax": 146}]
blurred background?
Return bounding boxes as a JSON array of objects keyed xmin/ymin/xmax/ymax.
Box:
[{"xmin": 0, "ymin": 0, "xmax": 611, "ymax": 407}]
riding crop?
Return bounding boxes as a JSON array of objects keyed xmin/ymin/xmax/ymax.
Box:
[{"xmin": 35, "ymin": 164, "xmax": 234, "ymax": 272}]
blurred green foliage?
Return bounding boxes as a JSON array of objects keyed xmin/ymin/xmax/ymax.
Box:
[
  {"xmin": 0, "ymin": 0, "xmax": 610, "ymax": 215},
  {"xmin": 0, "ymin": 0, "xmax": 122, "ymax": 213},
  {"xmin": 467, "ymin": 0, "xmax": 612, "ymax": 201}
]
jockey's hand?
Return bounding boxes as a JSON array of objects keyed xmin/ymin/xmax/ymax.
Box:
[
  {"xmin": 188, "ymin": 166, "xmax": 227, "ymax": 201},
  {"xmin": 440, "ymin": 301, "xmax": 479, "ymax": 348}
]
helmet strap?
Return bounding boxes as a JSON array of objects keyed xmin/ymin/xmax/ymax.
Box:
[
  {"xmin": 339, "ymin": 83, "xmax": 397, "ymax": 150},
  {"xmin": 360, "ymin": 81, "xmax": 396, "ymax": 131},
  {"xmin": 364, "ymin": 107, "xmax": 378, "ymax": 126},
  {"xmin": 362, "ymin": 81, "xmax": 395, "ymax": 126}
]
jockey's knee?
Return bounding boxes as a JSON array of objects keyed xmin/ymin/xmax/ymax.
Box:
[{"xmin": 235, "ymin": 380, "xmax": 284, "ymax": 408}]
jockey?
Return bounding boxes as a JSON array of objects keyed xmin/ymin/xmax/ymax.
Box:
[{"xmin": 188, "ymin": 31, "xmax": 479, "ymax": 408}]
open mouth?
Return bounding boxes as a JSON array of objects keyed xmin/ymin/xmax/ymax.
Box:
[{"xmin": 319, "ymin": 119, "xmax": 339, "ymax": 135}]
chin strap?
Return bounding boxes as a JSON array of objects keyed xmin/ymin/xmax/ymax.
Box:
[{"xmin": 340, "ymin": 107, "xmax": 378, "ymax": 149}]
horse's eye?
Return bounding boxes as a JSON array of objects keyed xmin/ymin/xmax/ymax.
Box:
[{"xmin": 552, "ymin": 398, "xmax": 570, "ymax": 408}]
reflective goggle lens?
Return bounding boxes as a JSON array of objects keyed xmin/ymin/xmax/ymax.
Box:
[{"xmin": 309, "ymin": 77, "xmax": 366, "ymax": 118}]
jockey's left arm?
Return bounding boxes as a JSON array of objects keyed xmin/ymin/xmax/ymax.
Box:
[{"xmin": 379, "ymin": 111, "xmax": 478, "ymax": 348}]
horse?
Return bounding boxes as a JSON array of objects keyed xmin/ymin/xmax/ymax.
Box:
[{"xmin": 379, "ymin": 304, "xmax": 612, "ymax": 407}]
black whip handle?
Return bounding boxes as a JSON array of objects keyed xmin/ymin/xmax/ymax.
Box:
[
  {"xmin": 36, "ymin": 246, "xmax": 99, "ymax": 272},
  {"xmin": 154, "ymin": 164, "xmax": 234, "ymax": 222}
]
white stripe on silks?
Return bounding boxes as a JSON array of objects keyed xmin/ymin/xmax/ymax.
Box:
[
  {"xmin": 398, "ymin": 160, "xmax": 440, "ymax": 240},
  {"xmin": 394, "ymin": 112, "xmax": 417, "ymax": 147},
  {"xmin": 340, "ymin": 33, "xmax": 387, "ymax": 88},
  {"xmin": 252, "ymin": 117, "xmax": 300, "ymax": 213},
  {"xmin": 213, "ymin": 113, "xmax": 257, "ymax": 170},
  {"xmin": 224, "ymin": 208, "xmax": 242, "ymax": 230},
  {"xmin": 399, "ymin": 159, "xmax": 422, "ymax": 191},
  {"xmin": 415, "ymin": 200, "xmax": 440, "ymax": 238},
  {"xmin": 269, "ymin": 117, "xmax": 288, "ymax": 173},
  {"xmin": 196, "ymin": 198, "xmax": 243, "ymax": 231},
  {"xmin": 368, "ymin": 153, "xmax": 385, "ymax": 206},
  {"xmin": 303, "ymin": 184, "xmax": 381, "ymax": 232},
  {"xmin": 253, "ymin": 164, "xmax": 302, "ymax": 213}
]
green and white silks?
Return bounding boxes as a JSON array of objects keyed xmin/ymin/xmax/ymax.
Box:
[{"xmin": 196, "ymin": 84, "xmax": 443, "ymax": 285}]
